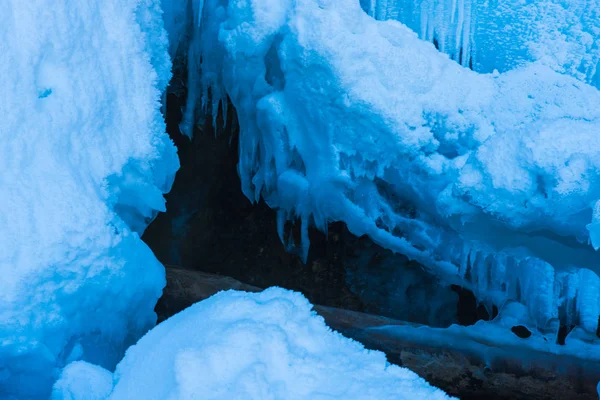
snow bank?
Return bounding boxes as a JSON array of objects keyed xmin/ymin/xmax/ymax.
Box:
[
  {"xmin": 53, "ymin": 288, "xmax": 452, "ymax": 400},
  {"xmin": 0, "ymin": 1, "xmax": 178, "ymax": 397},
  {"xmin": 165, "ymin": 0, "xmax": 600, "ymax": 338}
]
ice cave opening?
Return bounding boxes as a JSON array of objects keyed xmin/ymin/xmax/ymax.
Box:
[
  {"xmin": 141, "ymin": 53, "xmax": 471, "ymax": 329},
  {"xmin": 141, "ymin": 35, "xmax": 600, "ymax": 399}
]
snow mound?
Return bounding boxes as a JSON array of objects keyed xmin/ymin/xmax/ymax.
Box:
[
  {"xmin": 167, "ymin": 0, "xmax": 600, "ymax": 337},
  {"xmin": 0, "ymin": 1, "xmax": 178, "ymax": 397},
  {"xmin": 55, "ymin": 288, "xmax": 452, "ymax": 400},
  {"xmin": 51, "ymin": 362, "xmax": 113, "ymax": 400}
]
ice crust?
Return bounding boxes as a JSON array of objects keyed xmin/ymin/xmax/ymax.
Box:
[
  {"xmin": 165, "ymin": 0, "xmax": 600, "ymax": 337},
  {"xmin": 53, "ymin": 288, "xmax": 452, "ymax": 400},
  {"xmin": 0, "ymin": 1, "xmax": 178, "ymax": 397}
]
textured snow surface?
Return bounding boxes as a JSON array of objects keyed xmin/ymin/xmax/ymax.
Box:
[
  {"xmin": 0, "ymin": 1, "xmax": 178, "ymax": 398},
  {"xmin": 361, "ymin": 0, "xmax": 600, "ymax": 87},
  {"xmin": 54, "ymin": 288, "xmax": 452, "ymax": 400},
  {"xmin": 167, "ymin": 0, "xmax": 600, "ymax": 337},
  {"xmin": 51, "ymin": 362, "xmax": 113, "ymax": 400}
]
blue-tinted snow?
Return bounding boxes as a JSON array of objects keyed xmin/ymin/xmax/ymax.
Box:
[
  {"xmin": 167, "ymin": 0, "xmax": 600, "ymax": 339},
  {"xmin": 361, "ymin": 0, "xmax": 600, "ymax": 88},
  {"xmin": 51, "ymin": 361, "xmax": 113, "ymax": 400},
  {"xmin": 0, "ymin": 1, "xmax": 178, "ymax": 397},
  {"xmin": 54, "ymin": 288, "xmax": 453, "ymax": 400}
]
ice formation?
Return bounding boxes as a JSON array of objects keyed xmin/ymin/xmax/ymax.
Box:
[
  {"xmin": 164, "ymin": 0, "xmax": 600, "ymax": 339},
  {"xmin": 53, "ymin": 288, "xmax": 452, "ymax": 400},
  {"xmin": 361, "ymin": 0, "xmax": 600, "ymax": 87},
  {"xmin": 0, "ymin": 1, "xmax": 178, "ymax": 398}
]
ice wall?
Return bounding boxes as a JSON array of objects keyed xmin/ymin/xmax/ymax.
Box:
[
  {"xmin": 163, "ymin": 0, "xmax": 600, "ymax": 341},
  {"xmin": 0, "ymin": 1, "xmax": 178, "ymax": 398},
  {"xmin": 361, "ymin": 0, "xmax": 600, "ymax": 87}
]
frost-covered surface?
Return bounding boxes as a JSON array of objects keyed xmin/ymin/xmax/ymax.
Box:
[
  {"xmin": 165, "ymin": 0, "xmax": 600, "ymax": 338},
  {"xmin": 0, "ymin": 1, "xmax": 178, "ymax": 398},
  {"xmin": 361, "ymin": 0, "xmax": 600, "ymax": 87},
  {"xmin": 54, "ymin": 288, "xmax": 452, "ymax": 400}
]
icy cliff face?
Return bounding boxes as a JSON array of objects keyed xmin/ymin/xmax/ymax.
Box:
[
  {"xmin": 361, "ymin": 0, "xmax": 600, "ymax": 87},
  {"xmin": 0, "ymin": 1, "xmax": 178, "ymax": 397},
  {"xmin": 165, "ymin": 0, "xmax": 600, "ymax": 340}
]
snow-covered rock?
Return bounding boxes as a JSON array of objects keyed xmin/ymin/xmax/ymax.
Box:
[
  {"xmin": 53, "ymin": 288, "xmax": 452, "ymax": 400},
  {"xmin": 0, "ymin": 1, "xmax": 178, "ymax": 397}
]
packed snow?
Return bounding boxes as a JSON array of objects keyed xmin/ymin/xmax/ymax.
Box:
[
  {"xmin": 53, "ymin": 288, "xmax": 452, "ymax": 400},
  {"xmin": 51, "ymin": 362, "xmax": 113, "ymax": 400},
  {"xmin": 165, "ymin": 0, "xmax": 600, "ymax": 339},
  {"xmin": 0, "ymin": 1, "xmax": 178, "ymax": 398}
]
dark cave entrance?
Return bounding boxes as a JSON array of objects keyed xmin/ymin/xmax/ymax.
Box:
[
  {"xmin": 141, "ymin": 65, "xmax": 494, "ymax": 330},
  {"xmin": 142, "ymin": 76, "xmax": 364, "ymax": 317}
]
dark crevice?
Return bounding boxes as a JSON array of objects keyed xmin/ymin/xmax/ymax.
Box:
[
  {"xmin": 451, "ymin": 284, "xmax": 492, "ymax": 326},
  {"xmin": 143, "ymin": 70, "xmax": 364, "ymax": 313}
]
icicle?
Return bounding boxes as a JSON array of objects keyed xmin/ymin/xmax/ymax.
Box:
[
  {"xmin": 300, "ymin": 215, "xmax": 310, "ymax": 263},
  {"xmin": 490, "ymin": 253, "xmax": 506, "ymax": 293},
  {"xmin": 576, "ymin": 269, "xmax": 600, "ymax": 334},
  {"xmin": 277, "ymin": 209, "xmax": 286, "ymax": 245},
  {"xmin": 519, "ymin": 258, "xmax": 557, "ymax": 331},
  {"xmin": 459, "ymin": 244, "xmax": 470, "ymax": 278}
]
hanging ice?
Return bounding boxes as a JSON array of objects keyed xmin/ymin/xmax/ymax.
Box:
[
  {"xmin": 52, "ymin": 288, "xmax": 452, "ymax": 400},
  {"xmin": 165, "ymin": 0, "xmax": 600, "ymax": 339},
  {"xmin": 360, "ymin": 0, "xmax": 600, "ymax": 87},
  {"xmin": 0, "ymin": 1, "xmax": 178, "ymax": 398}
]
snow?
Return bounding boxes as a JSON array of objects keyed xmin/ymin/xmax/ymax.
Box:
[
  {"xmin": 51, "ymin": 362, "xmax": 113, "ymax": 400},
  {"xmin": 54, "ymin": 288, "xmax": 452, "ymax": 400},
  {"xmin": 361, "ymin": 0, "xmax": 600, "ymax": 87},
  {"xmin": 0, "ymin": 1, "xmax": 178, "ymax": 398},
  {"xmin": 165, "ymin": 0, "xmax": 600, "ymax": 338}
]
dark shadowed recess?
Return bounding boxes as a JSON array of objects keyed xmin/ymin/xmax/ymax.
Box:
[
  {"xmin": 141, "ymin": 63, "xmax": 474, "ymax": 327},
  {"xmin": 143, "ymin": 66, "xmax": 363, "ymax": 313},
  {"xmin": 142, "ymin": 59, "xmax": 518, "ymax": 330}
]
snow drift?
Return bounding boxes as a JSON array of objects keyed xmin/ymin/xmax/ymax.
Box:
[
  {"xmin": 166, "ymin": 0, "xmax": 600, "ymax": 340},
  {"xmin": 53, "ymin": 288, "xmax": 452, "ymax": 400},
  {"xmin": 0, "ymin": 1, "xmax": 178, "ymax": 397}
]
